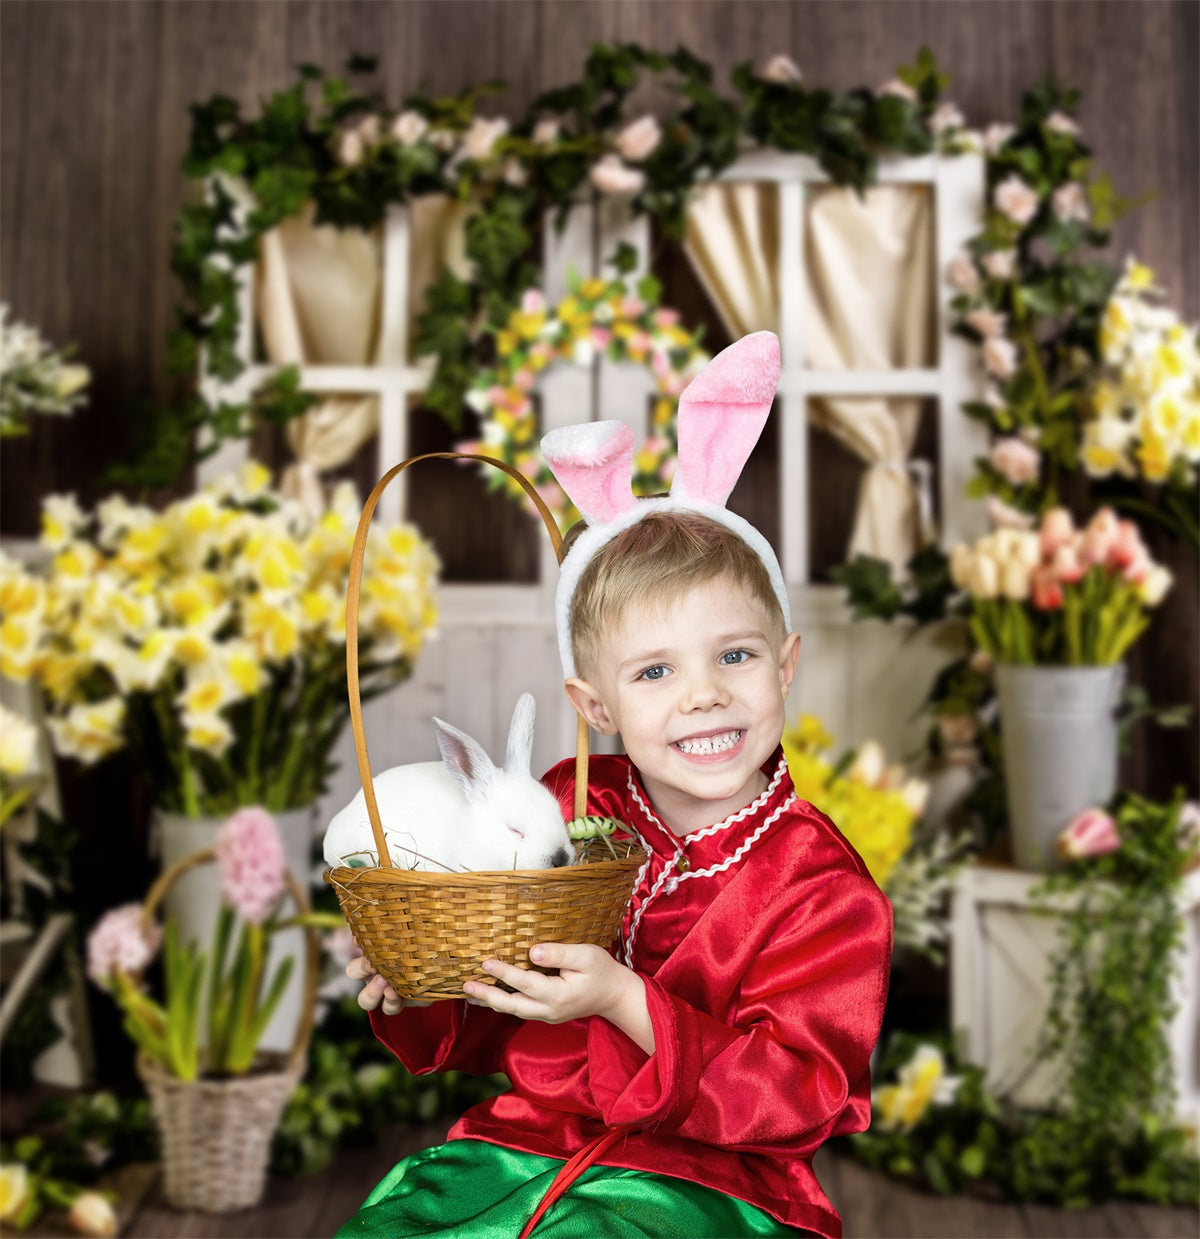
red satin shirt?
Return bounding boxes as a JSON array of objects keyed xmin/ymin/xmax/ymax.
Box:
[{"xmin": 369, "ymin": 749, "xmax": 893, "ymax": 1238}]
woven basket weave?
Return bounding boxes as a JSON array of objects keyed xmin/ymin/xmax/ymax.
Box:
[
  {"xmin": 132, "ymin": 849, "xmax": 319, "ymax": 1212},
  {"xmin": 324, "ymin": 453, "xmax": 644, "ymax": 1001}
]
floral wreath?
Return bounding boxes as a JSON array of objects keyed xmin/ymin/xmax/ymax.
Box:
[{"xmin": 458, "ymin": 273, "xmax": 708, "ymax": 531}]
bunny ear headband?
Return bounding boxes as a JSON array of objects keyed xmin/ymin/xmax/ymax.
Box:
[{"xmin": 542, "ymin": 330, "xmax": 790, "ymax": 679}]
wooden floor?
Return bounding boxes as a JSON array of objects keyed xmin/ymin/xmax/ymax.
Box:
[{"xmin": 34, "ymin": 1121, "xmax": 1187, "ymax": 1239}]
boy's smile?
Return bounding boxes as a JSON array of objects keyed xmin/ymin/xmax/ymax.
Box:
[{"xmin": 567, "ymin": 575, "xmax": 801, "ymax": 836}]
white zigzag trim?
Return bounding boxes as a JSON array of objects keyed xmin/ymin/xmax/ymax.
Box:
[
  {"xmin": 676, "ymin": 794, "xmax": 796, "ymax": 883},
  {"xmin": 683, "ymin": 754, "xmax": 789, "ymax": 843}
]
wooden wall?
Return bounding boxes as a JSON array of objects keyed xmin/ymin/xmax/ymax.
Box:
[{"xmin": 2, "ymin": 0, "xmax": 1196, "ymax": 803}]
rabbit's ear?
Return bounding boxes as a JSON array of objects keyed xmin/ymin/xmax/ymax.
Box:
[
  {"xmin": 434, "ymin": 718, "xmax": 498, "ymax": 801},
  {"xmin": 504, "ymin": 693, "xmax": 536, "ymax": 775}
]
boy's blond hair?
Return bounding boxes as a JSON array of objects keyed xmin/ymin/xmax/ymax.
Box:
[{"xmin": 568, "ymin": 510, "xmax": 787, "ymax": 677}]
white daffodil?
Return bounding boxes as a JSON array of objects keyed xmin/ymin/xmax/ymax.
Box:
[
  {"xmin": 47, "ymin": 698, "xmax": 126, "ymax": 764},
  {"xmin": 0, "ymin": 704, "xmax": 38, "ymax": 779}
]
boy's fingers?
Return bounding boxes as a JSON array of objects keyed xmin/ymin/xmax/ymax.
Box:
[
  {"xmin": 346, "ymin": 955, "xmax": 374, "ymax": 980},
  {"xmin": 530, "ymin": 942, "xmax": 591, "ymax": 970}
]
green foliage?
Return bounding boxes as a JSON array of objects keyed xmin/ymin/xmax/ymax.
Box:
[
  {"xmin": 852, "ymin": 794, "xmax": 1200, "ymax": 1206},
  {"xmin": 270, "ymin": 997, "xmax": 509, "ymax": 1176}
]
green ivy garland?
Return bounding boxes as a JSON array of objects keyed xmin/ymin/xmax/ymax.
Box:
[{"xmin": 115, "ymin": 44, "xmax": 963, "ymax": 489}]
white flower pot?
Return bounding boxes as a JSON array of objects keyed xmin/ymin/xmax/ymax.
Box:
[
  {"xmin": 994, "ymin": 664, "xmax": 1124, "ymax": 871},
  {"xmin": 151, "ymin": 805, "xmax": 316, "ymax": 1054}
]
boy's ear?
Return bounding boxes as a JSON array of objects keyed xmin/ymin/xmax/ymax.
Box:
[
  {"xmin": 565, "ymin": 677, "xmax": 618, "ymax": 736},
  {"xmin": 779, "ymin": 632, "xmax": 802, "ymax": 697}
]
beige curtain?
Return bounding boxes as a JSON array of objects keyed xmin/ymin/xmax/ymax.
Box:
[
  {"xmin": 683, "ymin": 182, "xmax": 936, "ymax": 571},
  {"xmin": 256, "ymin": 197, "xmax": 473, "ymax": 510}
]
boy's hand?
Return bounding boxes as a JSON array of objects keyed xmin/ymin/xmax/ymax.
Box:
[
  {"xmin": 346, "ymin": 955, "xmax": 405, "ymax": 1016},
  {"xmin": 463, "ymin": 943, "xmax": 654, "ymax": 1054}
]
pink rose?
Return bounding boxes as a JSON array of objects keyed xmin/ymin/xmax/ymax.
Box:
[
  {"xmin": 1057, "ymin": 807, "xmax": 1120, "ymax": 861},
  {"xmin": 614, "ymin": 115, "xmax": 662, "ymax": 162},
  {"xmin": 1039, "ymin": 507, "xmax": 1076, "ymax": 558},
  {"xmin": 990, "ymin": 436, "xmax": 1041, "ymax": 485},
  {"xmin": 589, "ymin": 154, "xmax": 644, "ymax": 196},
  {"xmin": 215, "ymin": 807, "xmax": 285, "ymax": 925},
  {"xmin": 1045, "ymin": 111, "xmax": 1081, "ymax": 137},
  {"xmin": 532, "ymin": 117, "xmax": 561, "ymax": 146},
  {"xmin": 965, "ymin": 308, "xmax": 1008, "ymax": 339},
  {"xmin": 877, "ymin": 78, "xmax": 918, "ymax": 103},
  {"xmin": 994, "ymin": 175, "xmax": 1040, "ymax": 225},
  {"xmin": 983, "ymin": 336, "xmax": 1019, "ymax": 379},
  {"xmin": 391, "ymin": 110, "xmax": 428, "ymax": 146},
  {"xmin": 87, "ymin": 904, "xmax": 162, "ymax": 985},
  {"xmin": 1052, "ymin": 182, "xmax": 1090, "ymax": 224},
  {"xmin": 983, "ymin": 123, "xmax": 1015, "ymax": 155},
  {"xmin": 461, "ymin": 116, "xmax": 509, "ymax": 162},
  {"xmin": 981, "ymin": 249, "xmax": 1016, "ymax": 279},
  {"xmin": 946, "ymin": 252, "xmax": 981, "ymax": 296},
  {"xmin": 761, "ymin": 54, "xmax": 803, "ymax": 84}
]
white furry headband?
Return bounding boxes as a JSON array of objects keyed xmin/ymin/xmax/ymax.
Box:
[{"xmin": 542, "ymin": 330, "xmax": 790, "ymax": 679}]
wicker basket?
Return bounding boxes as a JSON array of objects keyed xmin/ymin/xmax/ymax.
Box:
[
  {"xmin": 133, "ymin": 850, "xmax": 319, "ymax": 1212},
  {"xmin": 324, "ymin": 452, "xmax": 644, "ymax": 1001}
]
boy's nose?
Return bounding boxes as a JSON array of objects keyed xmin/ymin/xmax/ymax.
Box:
[{"xmin": 680, "ymin": 672, "xmax": 729, "ymax": 712}]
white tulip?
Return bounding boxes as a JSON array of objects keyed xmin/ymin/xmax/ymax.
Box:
[
  {"xmin": 967, "ymin": 554, "xmax": 1000, "ymax": 600},
  {"xmin": 1000, "ymin": 557, "xmax": 1032, "ymax": 601}
]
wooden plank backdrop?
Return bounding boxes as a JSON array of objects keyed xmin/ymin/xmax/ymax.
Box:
[{"xmin": 1, "ymin": 1, "xmax": 1196, "ymax": 869}]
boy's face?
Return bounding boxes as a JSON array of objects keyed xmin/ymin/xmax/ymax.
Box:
[{"xmin": 567, "ymin": 574, "xmax": 801, "ymax": 836}]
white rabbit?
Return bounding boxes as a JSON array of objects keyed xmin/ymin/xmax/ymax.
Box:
[{"xmin": 323, "ymin": 693, "xmax": 575, "ymax": 873}]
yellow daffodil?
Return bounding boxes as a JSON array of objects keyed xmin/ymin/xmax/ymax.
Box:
[
  {"xmin": 244, "ymin": 595, "xmax": 300, "ymax": 662},
  {"xmin": 39, "ymin": 494, "xmax": 85, "ymax": 551},
  {"xmin": 47, "ymin": 698, "xmax": 126, "ymax": 764},
  {"xmin": 873, "ymin": 1045, "xmax": 962, "ymax": 1131},
  {"xmin": 182, "ymin": 708, "xmax": 234, "ymax": 757},
  {"xmin": 222, "ymin": 641, "xmax": 264, "ymax": 697}
]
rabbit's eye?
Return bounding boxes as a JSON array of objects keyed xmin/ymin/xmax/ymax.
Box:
[{"xmin": 508, "ymin": 825, "xmax": 527, "ymax": 840}]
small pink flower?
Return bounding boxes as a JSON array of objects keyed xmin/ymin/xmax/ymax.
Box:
[
  {"xmin": 928, "ymin": 102, "xmax": 965, "ymax": 137},
  {"xmin": 532, "ymin": 117, "xmax": 561, "ymax": 146},
  {"xmin": 1052, "ymin": 541, "xmax": 1086, "ymax": 584},
  {"xmin": 994, "ymin": 175, "xmax": 1041, "ymax": 225},
  {"xmin": 614, "ymin": 115, "xmax": 662, "ymax": 162},
  {"xmin": 87, "ymin": 904, "xmax": 161, "ymax": 985},
  {"xmin": 981, "ymin": 249, "xmax": 1016, "ymax": 280},
  {"xmin": 589, "ymin": 154, "xmax": 644, "ymax": 196},
  {"xmin": 653, "ymin": 308, "xmax": 680, "ymax": 329},
  {"xmin": 512, "ymin": 367, "xmax": 536, "ymax": 391},
  {"xmin": 1039, "ymin": 507, "xmax": 1076, "ymax": 559},
  {"xmin": 990, "ymin": 436, "xmax": 1041, "ymax": 485},
  {"xmin": 761, "ymin": 54, "xmax": 803, "ymax": 84},
  {"xmin": 1052, "ymin": 182, "xmax": 1090, "ymax": 224},
  {"xmin": 1045, "ymin": 110, "xmax": 1081, "ymax": 137},
  {"xmin": 1031, "ymin": 566, "xmax": 1064, "ymax": 610},
  {"xmin": 1081, "ymin": 507, "xmax": 1119, "ymax": 565},
  {"xmin": 983, "ymin": 123, "xmax": 1015, "ymax": 155},
  {"xmin": 215, "ymin": 807, "xmax": 285, "ymax": 925},
  {"xmin": 983, "ymin": 336, "xmax": 1019, "ymax": 379},
  {"xmin": 965, "ymin": 308, "xmax": 1008, "ymax": 339},
  {"xmin": 620, "ymin": 297, "xmax": 646, "ymax": 318},
  {"xmin": 590, "ymin": 326, "xmax": 612, "ymax": 350},
  {"xmin": 1107, "ymin": 519, "xmax": 1146, "ymax": 572},
  {"xmin": 1057, "ymin": 807, "xmax": 1120, "ymax": 861},
  {"xmin": 877, "ymin": 78, "xmax": 918, "ymax": 103},
  {"xmin": 945, "ymin": 252, "xmax": 981, "ymax": 296},
  {"xmin": 520, "ymin": 289, "xmax": 546, "ymax": 316}
]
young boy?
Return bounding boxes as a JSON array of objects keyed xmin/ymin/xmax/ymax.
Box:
[{"xmin": 343, "ymin": 333, "xmax": 893, "ymax": 1238}]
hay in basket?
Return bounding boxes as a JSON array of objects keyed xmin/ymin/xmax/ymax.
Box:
[{"xmin": 325, "ymin": 453, "xmax": 645, "ymax": 1002}]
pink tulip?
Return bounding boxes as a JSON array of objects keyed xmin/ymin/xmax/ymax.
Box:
[
  {"xmin": 1039, "ymin": 507, "xmax": 1076, "ymax": 559},
  {"xmin": 1051, "ymin": 541, "xmax": 1086, "ymax": 584},
  {"xmin": 1108, "ymin": 519, "xmax": 1146, "ymax": 572},
  {"xmin": 1122, "ymin": 546, "xmax": 1152, "ymax": 585},
  {"xmin": 1081, "ymin": 508, "xmax": 1119, "ymax": 565},
  {"xmin": 1056, "ymin": 808, "xmax": 1120, "ymax": 861},
  {"xmin": 1031, "ymin": 566, "xmax": 1064, "ymax": 610}
]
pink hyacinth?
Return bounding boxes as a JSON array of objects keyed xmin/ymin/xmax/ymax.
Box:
[
  {"xmin": 215, "ymin": 807, "xmax": 286, "ymax": 924},
  {"xmin": 86, "ymin": 903, "xmax": 162, "ymax": 985},
  {"xmin": 1056, "ymin": 807, "xmax": 1120, "ymax": 861}
]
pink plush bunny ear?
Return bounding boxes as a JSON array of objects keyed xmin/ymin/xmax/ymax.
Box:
[
  {"xmin": 671, "ymin": 331, "xmax": 781, "ymax": 508},
  {"xmin": 541, "ymin": 420, "xmax": 638, "ymax": 525}
]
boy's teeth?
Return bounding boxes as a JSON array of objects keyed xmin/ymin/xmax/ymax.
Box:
[{"xmin": 675, "ymin": 730, "xmax": 742, "ymax": 756}]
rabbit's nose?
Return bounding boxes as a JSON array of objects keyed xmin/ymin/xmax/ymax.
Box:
[{"xmin": 550, "ymin": 846, "xmax": 573, "ymax": 868}]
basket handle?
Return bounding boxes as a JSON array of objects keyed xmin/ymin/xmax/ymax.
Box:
[
  {"xmin": 347, "ymin": 453, "xmax": 589, "ymax": 871},
  {"xmin": 135, "ymin": 848, "xmax": 319, "ymax": 1075}
]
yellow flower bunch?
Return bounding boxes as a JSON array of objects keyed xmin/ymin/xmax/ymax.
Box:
[
  {"xmin": 782, "ymin": 714, "xmax": 927, "ymax": 889},
  {"xmin": 461, "ymin": 277, "xmax": 708, "ymax": 531},
  {"xmin": 0, "ymin": 468, "xmax": 439, "ymax": 814},
  {"xmin": 872, "ymin": 1043, "xmax": 962, "ymax": 1131},
  {"xmin": 1084, "ymin": 259, "xmax": 1200, "ymax": 487}
]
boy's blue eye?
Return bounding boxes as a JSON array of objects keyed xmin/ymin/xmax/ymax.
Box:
[
  {"xmin": 638, "ymin": 665, "xmax": 668, "ymax": 682},
  {"xmin": 720, "ymin": 649, "xmax": 752, "ymax": 666}
]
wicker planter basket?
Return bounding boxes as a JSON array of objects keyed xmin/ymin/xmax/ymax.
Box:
[
  {"xmin": 325, "ymin": 453, "xmax": 645, "ymax": 1001},
  {"xmin": 133, "ymin": 850, "xmax": 319, "ymax": 1212}
]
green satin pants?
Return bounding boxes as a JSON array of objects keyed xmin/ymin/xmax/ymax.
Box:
[{"xmin": 336, "ymin": 1137, "xmax": 809, "ymax": 1238}]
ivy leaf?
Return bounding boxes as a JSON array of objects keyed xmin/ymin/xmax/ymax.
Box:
[{"xmin": 829, "ymin": 555, "xmax": 904, "ymax": 621}]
